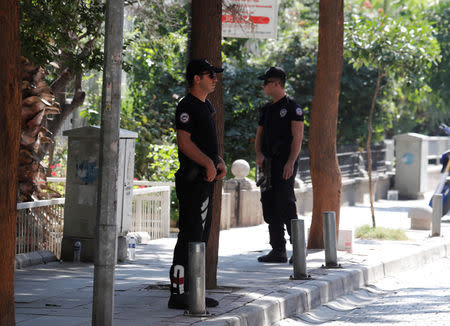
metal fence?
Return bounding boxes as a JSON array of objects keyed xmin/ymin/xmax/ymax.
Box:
[
  {"xmin": 297, "ymin": 143, "xmax": 387, "ymax": 184},
  {"xmin": 16, "ymin": 184, "xmax": 172, "ymax": 259},
  {"xmin": 16, "ymin": 198, "xmax": 65, "ymax": 259},
  {"xmin": 131, "ymin": 186, "xmax": 171, "ymax": 239}
]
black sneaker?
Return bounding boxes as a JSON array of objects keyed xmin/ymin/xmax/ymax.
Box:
[
  {"xmin": 168, "ymin": 293, "xmax": 219, "ymax": 309},
  {"xmin": 289, "ymin": 256, "xmax": 293, "ymax": 264},
  {"xmin": 257, "ymin": 249, "xmax": 287, "ymax": 263}
]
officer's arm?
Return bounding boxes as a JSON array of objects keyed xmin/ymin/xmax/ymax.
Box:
[
  {"xmin": 255, "ymin": 126, "xmax": 265, "ymax": 168},
  {"xmin": 177, "ymin": 129, "xmax": 216, "ymax": 182},
  {"xmin": 283, "ymin": 121, "xmax": 304, "ymax": 179}
]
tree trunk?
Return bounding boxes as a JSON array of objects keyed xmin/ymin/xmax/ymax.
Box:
[
  {"xmin": 190, "ymin": 0, "xmax": 223, "ymax": 289},
  {"xmin": 19, "ymin": 58, "xmax": 61, "ymax": 202},
  {"xmin": 367, "ymin": 66, "xmax": 383, "ymax": 228},
  {"xmin": 307, "ymin": 0, "xmax": 344, "ymax": 249},
  {"xmin": 0, "ymin": 1, "xmax": 21, "ymax": 324}
]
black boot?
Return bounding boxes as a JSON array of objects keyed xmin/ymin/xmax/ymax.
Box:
[
  {"xmin": 168, "ymin": 293, "xmax": 219, "ymax": 309},
  {"xmin": 257, "ymin": 248, "xmax": 287, "ymax": 263},
  {"xmin": 168, "ymin": 265, "xmax": 219, "ymax": 309}
]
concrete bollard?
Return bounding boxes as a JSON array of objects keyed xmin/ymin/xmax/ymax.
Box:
[
  {"xmin": 432, "ymin": 194, "xmax": 442, "ymax": 237},
  {"xmin": 387, "ymin": 190, "xmax": 399, "ymax": 200},
  {"xmin": 323, "ymin": 211, "xmax": 340, "ymax": 268},
  {"xmin": 187, "ymin": 242, "xmax": 207, "ymax": 316},
  {"xmin": 290, "ymin": 219, "xmax": 310, "ymax": 280}
]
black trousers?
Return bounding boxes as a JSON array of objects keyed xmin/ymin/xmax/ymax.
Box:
[
  {"xmin": 260, "ymin": 157, "xmax": 298, "ymax": 251},
  {"xmin": 170, "ymin": 170, "xmax": 214, "ymax": 295}
]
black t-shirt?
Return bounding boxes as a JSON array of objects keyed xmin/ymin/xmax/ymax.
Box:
[
  {"xmin": 258, "ymin": 95, "xmax": 304, "ymax": 158},
  {"xmin": 175, "ymin": 93, "xmax": 219, "ymax": 169}
]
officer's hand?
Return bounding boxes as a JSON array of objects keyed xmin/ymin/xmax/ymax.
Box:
[
  {"xmin": 256, "ymin": 153, "xmax": 265, "ymax": 168},
  {"xmin": 283, "ymin": 161, "xmax": 294, "ymax": 180},
  {"xmin": 215, "ymin": 162, "xmax": 227, "ymax": 181},
  {"xmin": 204, "ymin": 161, "xmax": 217, "ymax": 182}
]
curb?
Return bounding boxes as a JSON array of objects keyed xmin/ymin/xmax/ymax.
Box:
[
  {"xmin": 15, "ymin": 250, "xmax": 57, "ymax": 269},
  {"xmin": 196, "ymin": 240, "xmax": 450, "ymax": 326}
]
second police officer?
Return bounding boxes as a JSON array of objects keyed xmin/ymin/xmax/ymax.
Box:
[{"xmin": 255, "ymin": 66, "xmax": 305, "ymax": 263}]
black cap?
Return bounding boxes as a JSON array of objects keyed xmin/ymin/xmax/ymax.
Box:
[
  {"xmin": 258, "ymin": 66, "xmax": 286, "ymax": 81},
  {"xmin": 187, "ymin": 59, "xmax": 224, "ymax": 80}
]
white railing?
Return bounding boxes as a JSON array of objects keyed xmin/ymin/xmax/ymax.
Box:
[
  {"xmin": 16, "ymin": 183, "xmax": 172, "ymax": 258},
  {"xmin": 428, "ymin": 136, "xmax": 450, "ymax": 162},
  {"xmin": 131, "ymin": 186, "xmax": 171, "ymax": 239},
  {"xmin": 16, "ymin": 198, "xmax": 65, "ymax": 258}
]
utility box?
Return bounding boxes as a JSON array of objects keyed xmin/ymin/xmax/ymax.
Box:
[
  {"xmin": 394, "ymin": 133, "xmax": 428, "ymax": 199},
  {"xmin": 61, "ymin": 126, "xmax": 138, "ymax": 262}
]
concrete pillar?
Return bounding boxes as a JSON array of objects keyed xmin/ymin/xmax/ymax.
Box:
[{"xmin": 223, "ymin": 160, "xmax": 262, "ymax": 227}]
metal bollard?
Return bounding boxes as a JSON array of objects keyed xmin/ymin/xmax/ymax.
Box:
[
  {"xmin": 186, "ymin": 242, "xmax": 208, "ymax": 316},
  {"xmin": 290, "ymin": 219, "xmax": 310, "ymax": 280},
  {"xmin": 323, "ymin": 211, "xmax": 340, "ymax": 268},
  {"xmin": 432, "ymin": 194, "xmax": 443, "ymax": 237}
]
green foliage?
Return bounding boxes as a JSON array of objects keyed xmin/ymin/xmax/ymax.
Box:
[
  {"xmin": 222, "ymin": 62, "xmax": 265, "ymax": 168},
  {"xmin": 339, "ymin": 63, "xmax": 386, "ymax": 146},
  {"xmin": 20, "ymin": 0, "xmax": 105, "ymax": 72},
  {"xmin": 121, "ymin": 1, "xmax": 189, "ymax": 179},
  {"xmin": 355, "ymin": 224, "xmax": 408, "ymax": 240},
  {"xmin": 147, "ymin": 134, "xmax": 179, "ymax": 182},
  {"xmin": 345, "ymin": 12, "xmax": 440, "ymax": 79},
  {"xmin": 80, "ymin": 71, "xmax": 103, "ymax": 125},
  {"xmin": 425, "ymin": 2, "xmax": 450, "ymax": 132},
  {"xmin": 344, "ymin": 5, "xmax": 441, "ymax": 140}
]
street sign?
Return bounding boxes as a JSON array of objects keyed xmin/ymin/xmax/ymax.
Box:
[{"xmin": 222, "ymin": 0, "xmax": 279, "ymax": 39}]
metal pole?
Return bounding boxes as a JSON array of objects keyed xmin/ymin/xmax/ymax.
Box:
[
  {"xmin": 92, "ymin": 0, "xmax": 124, "ymax": 324},
  {"xmin": 432, "ymin": 194, "xmax": 442, "ymax": 237},
  {"xmin": 188, "ymin": 242, "xmax": 206, "ymax": 315},
  {"xmin": 323, "ymin": 211, "xmax": 339, "ymax": 268},
  {"xmin": 291, "ymin": 219, "xmax": 309, "ymax": 280}
]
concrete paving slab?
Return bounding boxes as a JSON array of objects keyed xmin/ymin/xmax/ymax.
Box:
[{"xmin": 14, "ymin": 193, "xmax": 450, "ymax": 326}]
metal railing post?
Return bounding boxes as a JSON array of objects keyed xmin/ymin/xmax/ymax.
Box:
[
  {"xmin": 432, "ymin": 194, "xmax": 442, "ymax": 237},
  {"xmin": 186, "ymin": 242, "xmax": 209, "ymax": 316},
  {"xmin": 290, "ymin": 219, "xmax": 310, "ymax": 280},
  {"xmin": 323, "ymin": 211, "xmax": 340, "ymax": 268}
]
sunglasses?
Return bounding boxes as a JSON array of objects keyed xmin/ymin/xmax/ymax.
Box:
[
  {"xmin": 263, "ymin": 79, "xmax": 276, "ymax": 86},
  {"xmin": 199, "ymin": 71, "xmax": 216, "ymax": 79}
]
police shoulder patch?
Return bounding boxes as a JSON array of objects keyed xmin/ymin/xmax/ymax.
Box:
[
  {"xmin": 179, "ymin": 112, "xmax": 190, "ymax": 123},
  {"xmin": 280, "ymin": 108, "xmax": 287, "ymax": 118},
  {"xmin": 296, "ymin": 107, "xmax": 303, "ymax": 116}
]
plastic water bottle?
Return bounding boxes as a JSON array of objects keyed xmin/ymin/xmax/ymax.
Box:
[
  {"xmin": 128, "ymin": 236, "xmax": 136, "ymax": 260},
  {"xmin": 73, "ymin": 239, "xmax": 81, "ymax": 263}
]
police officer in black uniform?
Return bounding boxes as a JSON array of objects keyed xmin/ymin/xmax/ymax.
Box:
[
  {"xmin": 169, "ymin": 59, "xmax": 227, "ymax": 309},
  {"xmin": 255, "ymin": 66, "xmax": 304, "ymax": 263}
]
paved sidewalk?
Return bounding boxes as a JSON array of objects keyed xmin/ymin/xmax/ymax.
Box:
[{"xmin": 15, "ymin": 193, "xmax": 450, "ymax": 326}]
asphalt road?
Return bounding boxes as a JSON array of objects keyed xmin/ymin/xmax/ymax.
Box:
[{"xmin": 276, "ymin": 254, "xmax": 450, "ymax": 325}]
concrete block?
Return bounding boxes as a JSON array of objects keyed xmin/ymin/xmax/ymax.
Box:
[
  {"xmin": 277, "ymin": 290, "xmax": 307, "ymax": 318},
  {"xmin": 15, "ymin": 253, "xmax": 30, "ymax": 269},
  {"xmin": 28, "ymin": 251, "xmax": 44, "ymax": 266},
  {"xmin": 387, "ymin": 190, "xmax": 399, "ymax": 200},
  {"xmin": 409, "ymin": 206, "xmax": 432, "ymax": 230},
  {"xmin": 337, "ymin": 229, "xmax": 353, "ymax": 253},
  {"xmin": 128, "ymin": 232, "xmax": 150, "ymax": 244},
  {"xmin": 38, "ymin": 250, "xmax": 57, "ymax": 263}
]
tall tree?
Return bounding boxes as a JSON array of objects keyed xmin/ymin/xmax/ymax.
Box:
[
  {"xmin": 345, "ymin": 10, "xmax": 440, "ymax": 226},
  {"xmin": 20, "ymin": 0, "xmax": 105, "ymax": 154},
  {"xmin": 0, "ymin": 1, "xmax": 21, "ymax": 324},
  {"xmin": 190, "ymin": 0, "xmax": 223, "ymax": 289},
  {"xmin": 307, "ymin": 0, "xmax": 344, "ymax": 249}
]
